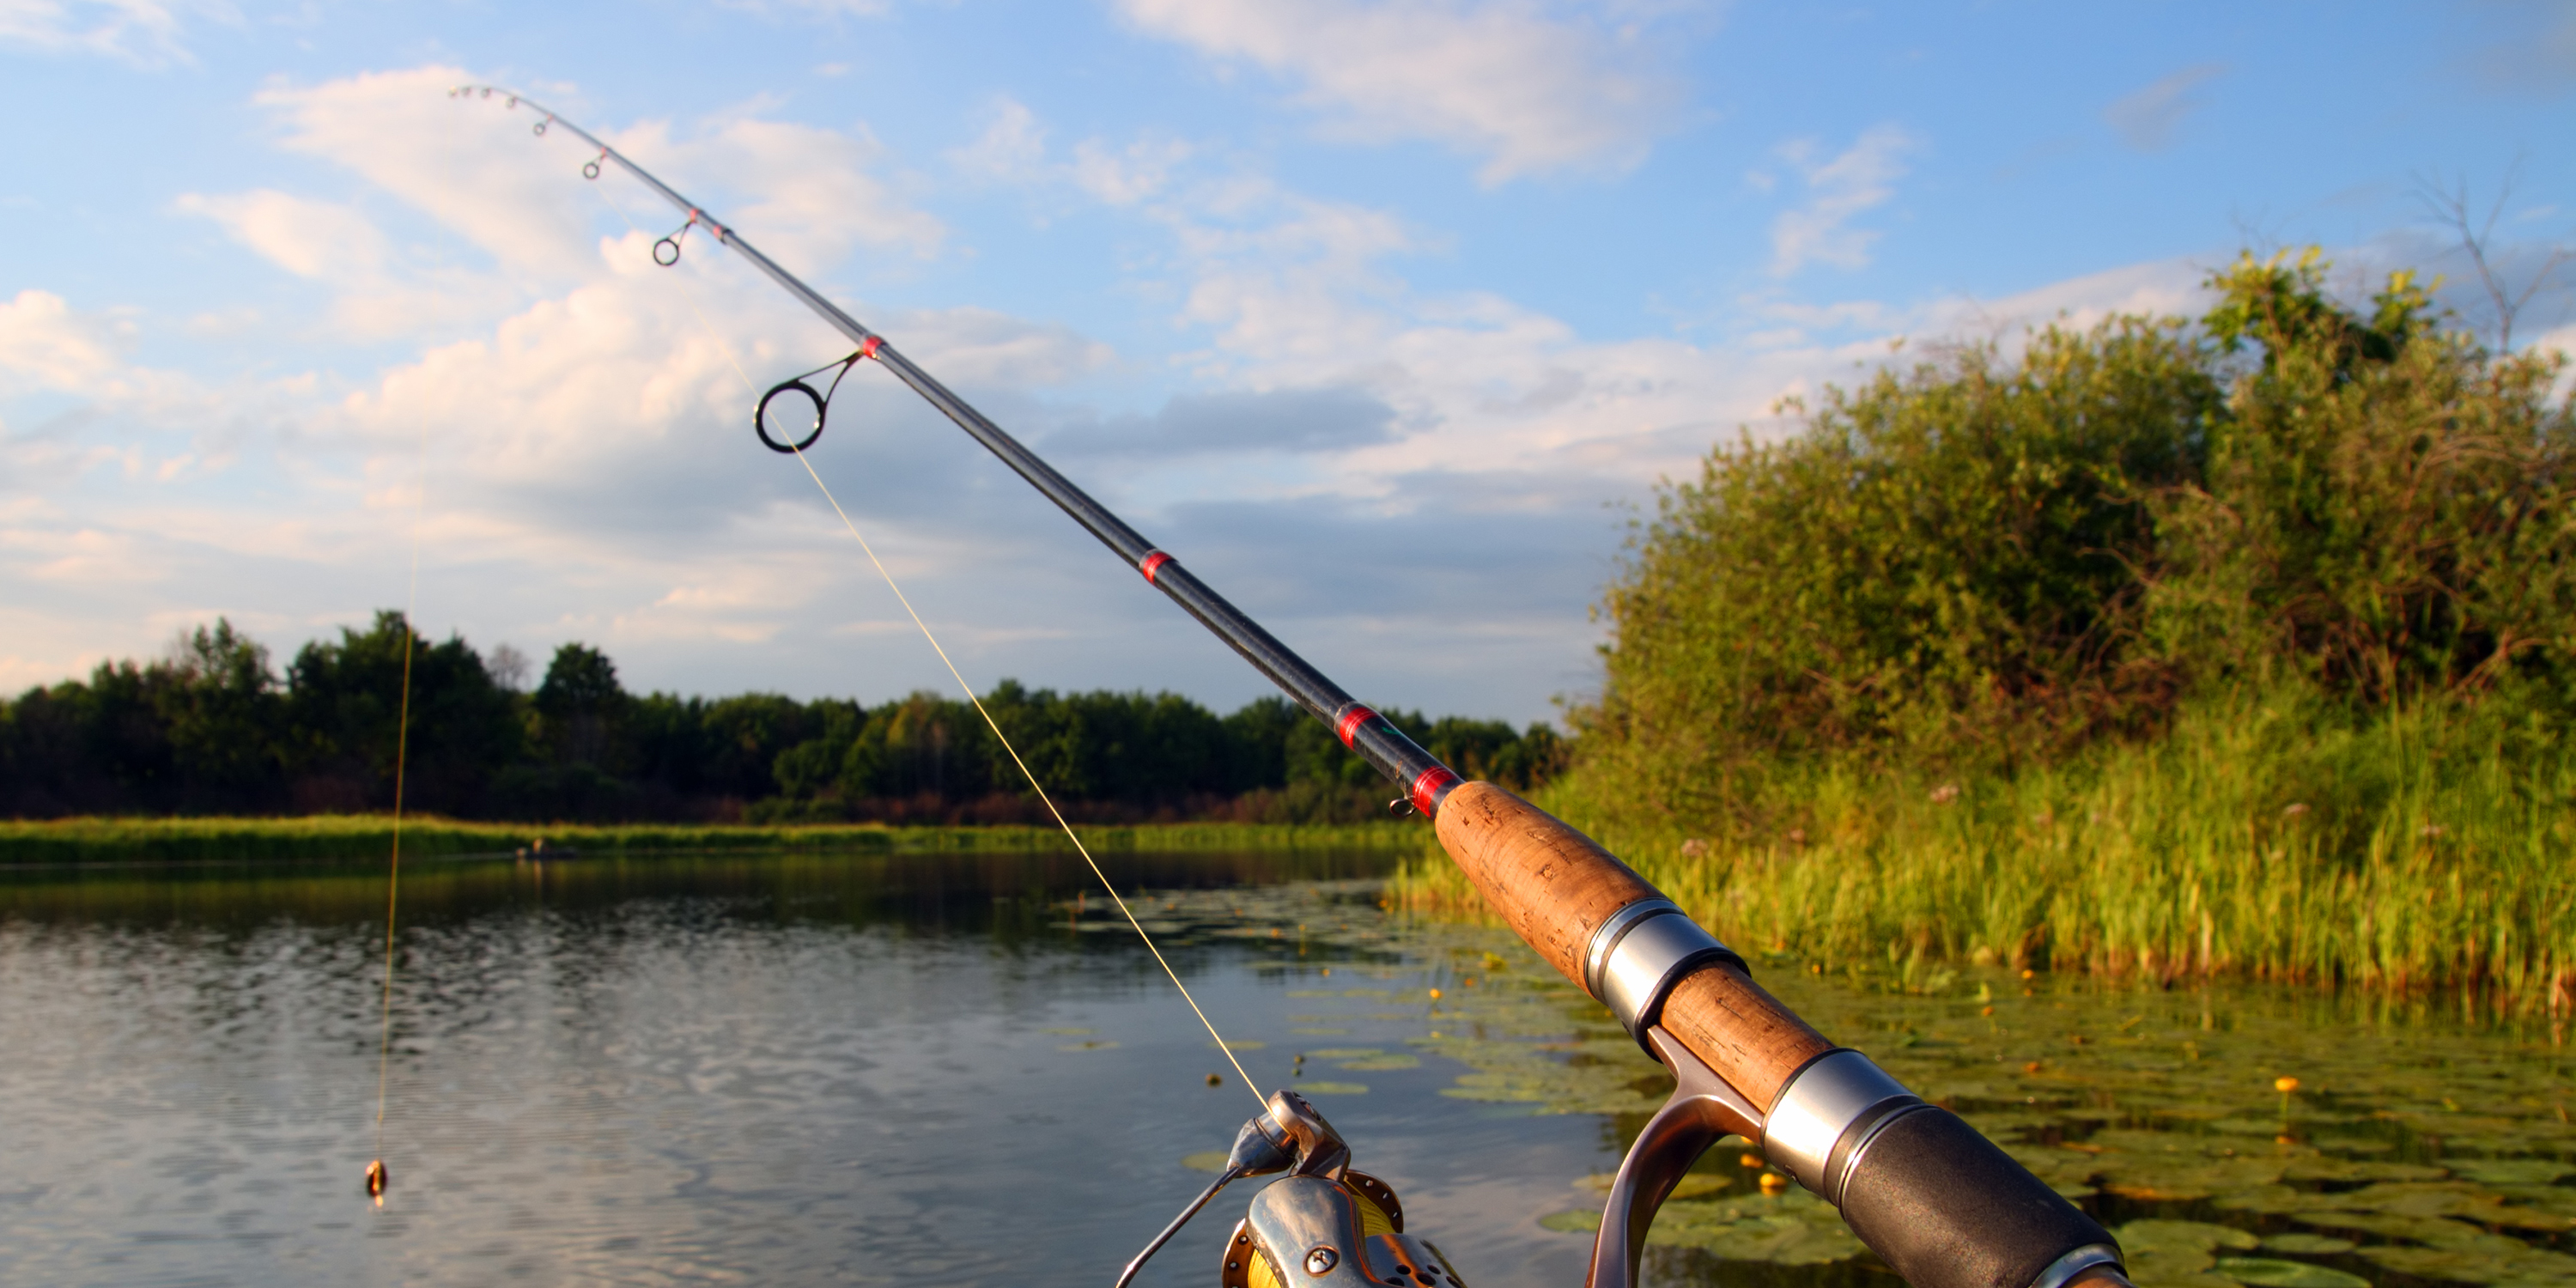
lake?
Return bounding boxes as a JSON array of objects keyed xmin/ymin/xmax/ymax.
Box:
[{"xmin": 1, "ymin": 851, "xmax": 2570, "ymax": 1288}]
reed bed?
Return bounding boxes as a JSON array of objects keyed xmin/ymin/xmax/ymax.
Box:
[
  {"xmin": 1393, "ymin": 695, "xmax": 2576, "ymax": 1010},
  {"xmin": 0, "ymin": 814, "xmax": 1420, "ymax": 865}
]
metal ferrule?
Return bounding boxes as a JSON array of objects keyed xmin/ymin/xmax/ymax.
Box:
[
  {"xmin": 2028, "ymin": 1242, "xmax": 2126, "ymax": 1288},
  {"xmin": 1582, "ymin": 900, "xmax": 1747, "ymax": 1048},
  {"xmin": 1760, "ymin": 1049, "xmax": 1924, "ymax": 1203}
]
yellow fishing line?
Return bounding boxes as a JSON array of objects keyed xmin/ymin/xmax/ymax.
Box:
[
  {"xmin": 593, "ymin": 182, "xmax": 1267, "ymax": 1103},
  {"xmin": 369, "ymin": 407, "xmax": 433, "ymax": 1200}
]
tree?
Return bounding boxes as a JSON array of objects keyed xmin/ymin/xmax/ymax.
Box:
[
  {"xmin": 534, "ymin": 643, "xmax": 629, "ymax": 769},
  {"xmin": 160, "ymin": 619, "xmax": 286, "ymax": 810},
  {"xmin": 286, "ymin": 612, "xmax": 520, "ymax": 814}
]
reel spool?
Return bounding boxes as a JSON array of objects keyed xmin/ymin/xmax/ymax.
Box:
[{"xmin": 1119, "ymin": 1091, "xmax": 1467, "ymax": 1288}]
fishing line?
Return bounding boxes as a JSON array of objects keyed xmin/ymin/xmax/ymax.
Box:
[
  {"xmin": 367, "ymin": 411, "xmax": 434, "ymax": 1205},
  {"xmin": 584, "ymin": 179, "xmax": 1264, "ymax": 1103}
]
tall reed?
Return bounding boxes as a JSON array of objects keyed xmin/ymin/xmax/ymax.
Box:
[{"xmin": 1393, "ymin": 690, "xmax": 2576, "ymax": 1010}]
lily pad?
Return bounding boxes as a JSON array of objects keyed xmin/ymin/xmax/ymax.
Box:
[
  {"xmin": 1646, "ymin": 1191, "xmax": 1865, "ymax": 1264},
  {"xmin": 1539, "ymin": 1209, "xmax": 1601, "ymax": 1234},
  {"xmin": 1182, "ymin": 1151, "xmax": 1231, "ymax": 1173},
  {"xmin": 2258, "ymin": 1235, "xmax": 2355, "ymax": 1255},
  {"xmin": 2210, "ymin": 1256, "xmax": 2368, "ymax": 1288},
  {"xmin": 2117, "ymin": 1220, "xmax": 2260, "ymax": 1255},
  {"xmin": 2280, "ymin": 1157, "xmax": 2447, "ymax": 1182},
  {"xmin": 1298, "ymin": 1081, "xmax": 1369, "ymax": 1095},
  {"xmin": 1338, "ymin": 1054, "xmax": 1421, "ymax": 1071},
  {"xmin": 2448, "ymin": 1158, "xmax": 2576, "ymax": 1186},
  {"xmin": 2363, "ymin": 1242, "xmax": 2576, "ymax": 1285}
]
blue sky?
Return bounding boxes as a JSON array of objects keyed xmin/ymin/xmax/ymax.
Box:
[{"xmin": 2, "ymin": 0, "xmax": 2570, "ymax": 726}]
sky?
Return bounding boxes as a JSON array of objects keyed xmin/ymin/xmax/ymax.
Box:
[{"xmin": 2, "ymin": 1, "xmax": 2571, "ymax": 726}]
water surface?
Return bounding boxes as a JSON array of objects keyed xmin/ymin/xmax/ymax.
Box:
[
  {"xmin": 3, "ymin": 851, "xmax": 2571, "ymax": 1288},
  {"xmin": 0, "ymin": 852, "xmax": 1607, "ymax": 1288}
]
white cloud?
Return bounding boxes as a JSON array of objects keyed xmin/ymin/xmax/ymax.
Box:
[
  {"xmin": 253, "ymin": 71, "xmax": 614, "ymax": 288},
  {"xmin": 173, "ymin": 188, "xmax": 516, "ymax": 340},
  {"xmin": 1116, "ymin": 0, "xmax": 1687, "ymax": 183},
  {"xmin": 258, "ymin": 69, "xmax": 941, "ymax": 272},
  {"xmin": 2105, "ymin": 63, "xmax": 2226, "ymax": 153},
  {"xmin": 1768, "ymin": 124, "xmax": 1917, "ymax": 276},
  {"xmin": 197, "ymin": 69, "xmax": 943, "ymax": 341},
  {"xmin": 0, "ymin": 0, "xmax": 230, "ymax": 65},
  {"xmin": 951, "ymin": 98, "xmax": 1049, "ymax": 184},
  {"xmin": 0, "ymin": 289, "xmax": 125, "ymax": 393},
  {"xmin": 608, "ymin": 114, "xmax": 945, "ymax": 269},
  {"xmin": 1072, "ymin": 136, "xmax": 1194, "ymax": 206},
  {"xmin": 173, "ymin": 190, "xmax": 389, "ymax": 281}
]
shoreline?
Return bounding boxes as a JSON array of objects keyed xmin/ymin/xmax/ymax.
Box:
[{"xmin": 0, "ymin": 815, "xmax": 1424, "ymax": 865}]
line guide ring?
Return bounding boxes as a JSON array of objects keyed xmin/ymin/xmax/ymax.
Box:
[
  {"xmin": 755, "ymin": 340, "xmax": 878, "ymax": 454},
  {"xmin": 653, "ymin": 217, "xmax": 691, "ymax": 266}
]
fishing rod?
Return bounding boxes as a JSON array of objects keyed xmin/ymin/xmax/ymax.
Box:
[{"xmin": 456, "ymin": 87, "xmax": 2132, "ymax": 1288}]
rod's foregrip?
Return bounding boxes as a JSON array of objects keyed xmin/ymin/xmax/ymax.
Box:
[
  {"xmin": 1431, "ymin": 781, "xmax": 1832, "ymax": 1103},
  {"xmin": 1432, "ymin": 782, "xmax": 2126, "ymax": 1288}
]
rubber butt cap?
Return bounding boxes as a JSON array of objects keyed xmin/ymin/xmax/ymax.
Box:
[{"xmin": 1836, "ymin": 1105, "xmax": 2118, "ymax": 1288}]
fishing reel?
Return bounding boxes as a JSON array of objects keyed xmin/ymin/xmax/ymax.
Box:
[{"xmin": 1119, "ymin": 1091, "xmax": 1466, "ymax": 1288}]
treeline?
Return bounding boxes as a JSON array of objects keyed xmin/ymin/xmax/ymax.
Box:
[{"xmin": 0, "ymin": 617, "xmax": 1564, "ymax": 823}]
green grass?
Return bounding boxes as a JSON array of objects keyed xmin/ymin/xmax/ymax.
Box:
[
  {"xmin": 1394, "ymin": 690, "xmax": 2576, "ymax": 1009},
  {"xmin": 0, "ymin": 814, "xmax": 1423, "ymax": 865}
]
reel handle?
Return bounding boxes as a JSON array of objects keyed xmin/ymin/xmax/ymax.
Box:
[{"xmin": 1431, "ymin": 781, "xmax": 2128, "ymax": 1288}]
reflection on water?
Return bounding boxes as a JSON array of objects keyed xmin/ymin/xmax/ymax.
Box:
[
  {"xmin": 0, "ymin": 851, "xmax": 1610, "ymax": 1288},
  {"xmin": 5, "ymin": 852, "xmax": 2573, "ymax": 1288}
]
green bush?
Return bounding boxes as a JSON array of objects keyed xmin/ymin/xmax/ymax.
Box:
[
  {"xmin": 1510, "ymin": 248, "xmax": 2576, "ymax": 1002},
  {"xmin": 1576, "ymin": 250, "xmax": 2572, "ymax": 837}
]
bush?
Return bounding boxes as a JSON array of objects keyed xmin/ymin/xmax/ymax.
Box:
[{"xmin": 1571, "ymin": 249, "xmax": 2573, "ymax": 839}]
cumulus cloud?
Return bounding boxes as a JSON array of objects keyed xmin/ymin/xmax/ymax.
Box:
[
  {"xmin": 249, "ymin": 68, "xmax": 941, "ymax": 305},
  {"xmin": 1116, "ymin": 0, "xmax": 1687, "ymax": 183},
  {"xmin": 2104, "ymin": 63, "xmax": 2226, "ymax": 152},
  {"xmin": 0, "ymin": 0, "xmax": 231, "ymax": 65},
  {"xmin": 1766, "ymin": 124, "xmax": 1917, "ymax": 277}
]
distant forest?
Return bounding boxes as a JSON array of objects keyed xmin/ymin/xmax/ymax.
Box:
[{"xmin": 0, "ymin": 614, "xmax": 1566, "ymax": 823}]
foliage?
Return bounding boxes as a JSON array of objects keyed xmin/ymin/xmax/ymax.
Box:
[
  {"xmin": 1585, "ymin": 316, "xmax": 2220, "ymax": 823},
  {"xmin": 2153, "ymin": 251, "xmax": 2576, "ymax": 702},
  {"xmin": 0, "ymin": 622, "xmax": 1562, "ymax": 825},
  {"xmin": 1576, "ymin": 249, "xmax": 2573, "ymax": 833},
  {"xmin": 1518, "ymin": 246, "xmax": 2576, "ymax": 1002},
  {"xmin": 1400, "ymin": 682, "xmax": 2576, "ymax": 1006},
  {"xmin": 283, "ymin": 611, "xmax": 522, "ymax": 816}
]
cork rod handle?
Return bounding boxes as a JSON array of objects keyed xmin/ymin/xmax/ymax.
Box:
[{"xmin": 1431, "ymin": 781, "xmax": 1832, "ymax": 1108}]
